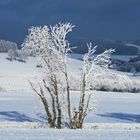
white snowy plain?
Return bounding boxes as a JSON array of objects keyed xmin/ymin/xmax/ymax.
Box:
[{"xmin": 0, "ymin": 53, "xmax": 140, "ymax": 139}]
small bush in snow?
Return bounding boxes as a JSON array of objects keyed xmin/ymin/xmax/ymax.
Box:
[
  {"xmin": 22, "ymin": 22, "xmax": 114, "ymax": 129},
  {"xmin": 8, "ymin": 49, "xmax": 29, "ymax": 62}
]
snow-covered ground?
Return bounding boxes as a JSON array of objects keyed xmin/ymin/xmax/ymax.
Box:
[
  {"xmin": 0, "ymin": 53, "xmax": 140, "ymax": 139},
  {"xmin": 0, "ymin": 90, "xmax": 140, "ymax": 124},
  {"xmin": 0, "ymin": 128, "xmax": 140, "ymax": 140}
]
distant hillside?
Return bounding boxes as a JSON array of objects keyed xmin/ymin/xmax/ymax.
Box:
[
  {"xmin": 132, "ymin": 40, "xmax": 140, "ymax": 46},
  {"xmin": 72, "ymin": 40, "xmax": 139, "ymax": 55}
]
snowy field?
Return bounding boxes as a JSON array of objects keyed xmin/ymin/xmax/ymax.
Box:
[{"xmin": 0, "ymin": 53, "xmax": 140, "ymax": 139}]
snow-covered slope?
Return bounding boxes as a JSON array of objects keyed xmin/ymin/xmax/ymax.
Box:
[
  {"xmin": 126, "ymin": 43, "xmax": 140, "ymax": 51},
  {"xmin": 0, "ymin": 53, "xmax": 140, "ymax": 123},
  {"xmin": 0, "ymin": 53, "xmax": 40, "ymax": 91},
  {"xmin": 0, "ymin": 53, "xmax": 82, "ymax": 91},
  {"xmin": 0, "ymin": 53, "xmax": 140, "ymax": 139}
]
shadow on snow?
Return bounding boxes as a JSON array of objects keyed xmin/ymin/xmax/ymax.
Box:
[
  {"xmin": 98, "ymin": 112, "xmax": 140, "ymax": 123},
  {"xmin": 0, "ymin": 111, "xmax": 43, "ymax": 122}
]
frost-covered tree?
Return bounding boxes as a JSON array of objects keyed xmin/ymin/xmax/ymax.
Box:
[
  {"xmin": 70, "ymin": 44, "xmax": 114, "ymax": 128},
  {"xmin": 0, "ymin": 40, "xmax": 17, "ymax": 53},
  {"xmin": 22, "ymin": 23, "xmax": 114, "ymax": 129}
]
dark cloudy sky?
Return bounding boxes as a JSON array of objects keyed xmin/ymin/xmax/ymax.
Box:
[{"xmin": 0, "ymin": 0, "xmax": 140, "ymax": 44}]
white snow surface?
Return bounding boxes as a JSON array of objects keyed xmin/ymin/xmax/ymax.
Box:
[{"xmin": 0, "ymin": 128, "xmax": 140, "ymax": 140}]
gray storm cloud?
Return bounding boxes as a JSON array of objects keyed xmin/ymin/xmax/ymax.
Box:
[{"xmin": 0, "ymin": 0, "xmax": 140, "ymax": 44}]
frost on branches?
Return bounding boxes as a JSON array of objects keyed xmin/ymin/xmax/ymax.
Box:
[{"xmin": 22, "ymin": 22, "xmax": 114, "ymax": 129}]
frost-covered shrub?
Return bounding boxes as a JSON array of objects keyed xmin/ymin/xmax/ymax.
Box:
[
  {"xmin": 8, "ymin": 49, "xmax": 29, "ymax": 62},
  {"xmin": 91, "ymin": 75, "xmax": 140, "ymax": 92},
  {"xmin": 90, "ymin": 74, "xmax": 133, "ymax": 92},
  {"xmin": 16, "ymin": 50, "xmax": 29, "ymax": 62},
  {"xmin": 69, "ymin": 67, "xmax": 140, "ymax": 92},
  {"xmin": 22, "ymin": 22, "xmax": 114, "ymax": 129},
  {"xmin": 21, "ymin": 46, "xmax": 36, "ymax": 57},
  {"xmin": 8, "ymin": 49, "xmax": 16, "ymax": 60}
]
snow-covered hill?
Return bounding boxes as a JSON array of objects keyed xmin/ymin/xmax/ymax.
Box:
[
  {"xmin": 0, "ymin": 53, "xmax": 40, "ymax": 91},
  {"xmin": 72, "ymin": 40, "xmax": 139, "ymax": 55},
  {"xmin": 126, "ymin": 43, "xmax": 140, "ymax": 54}
]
